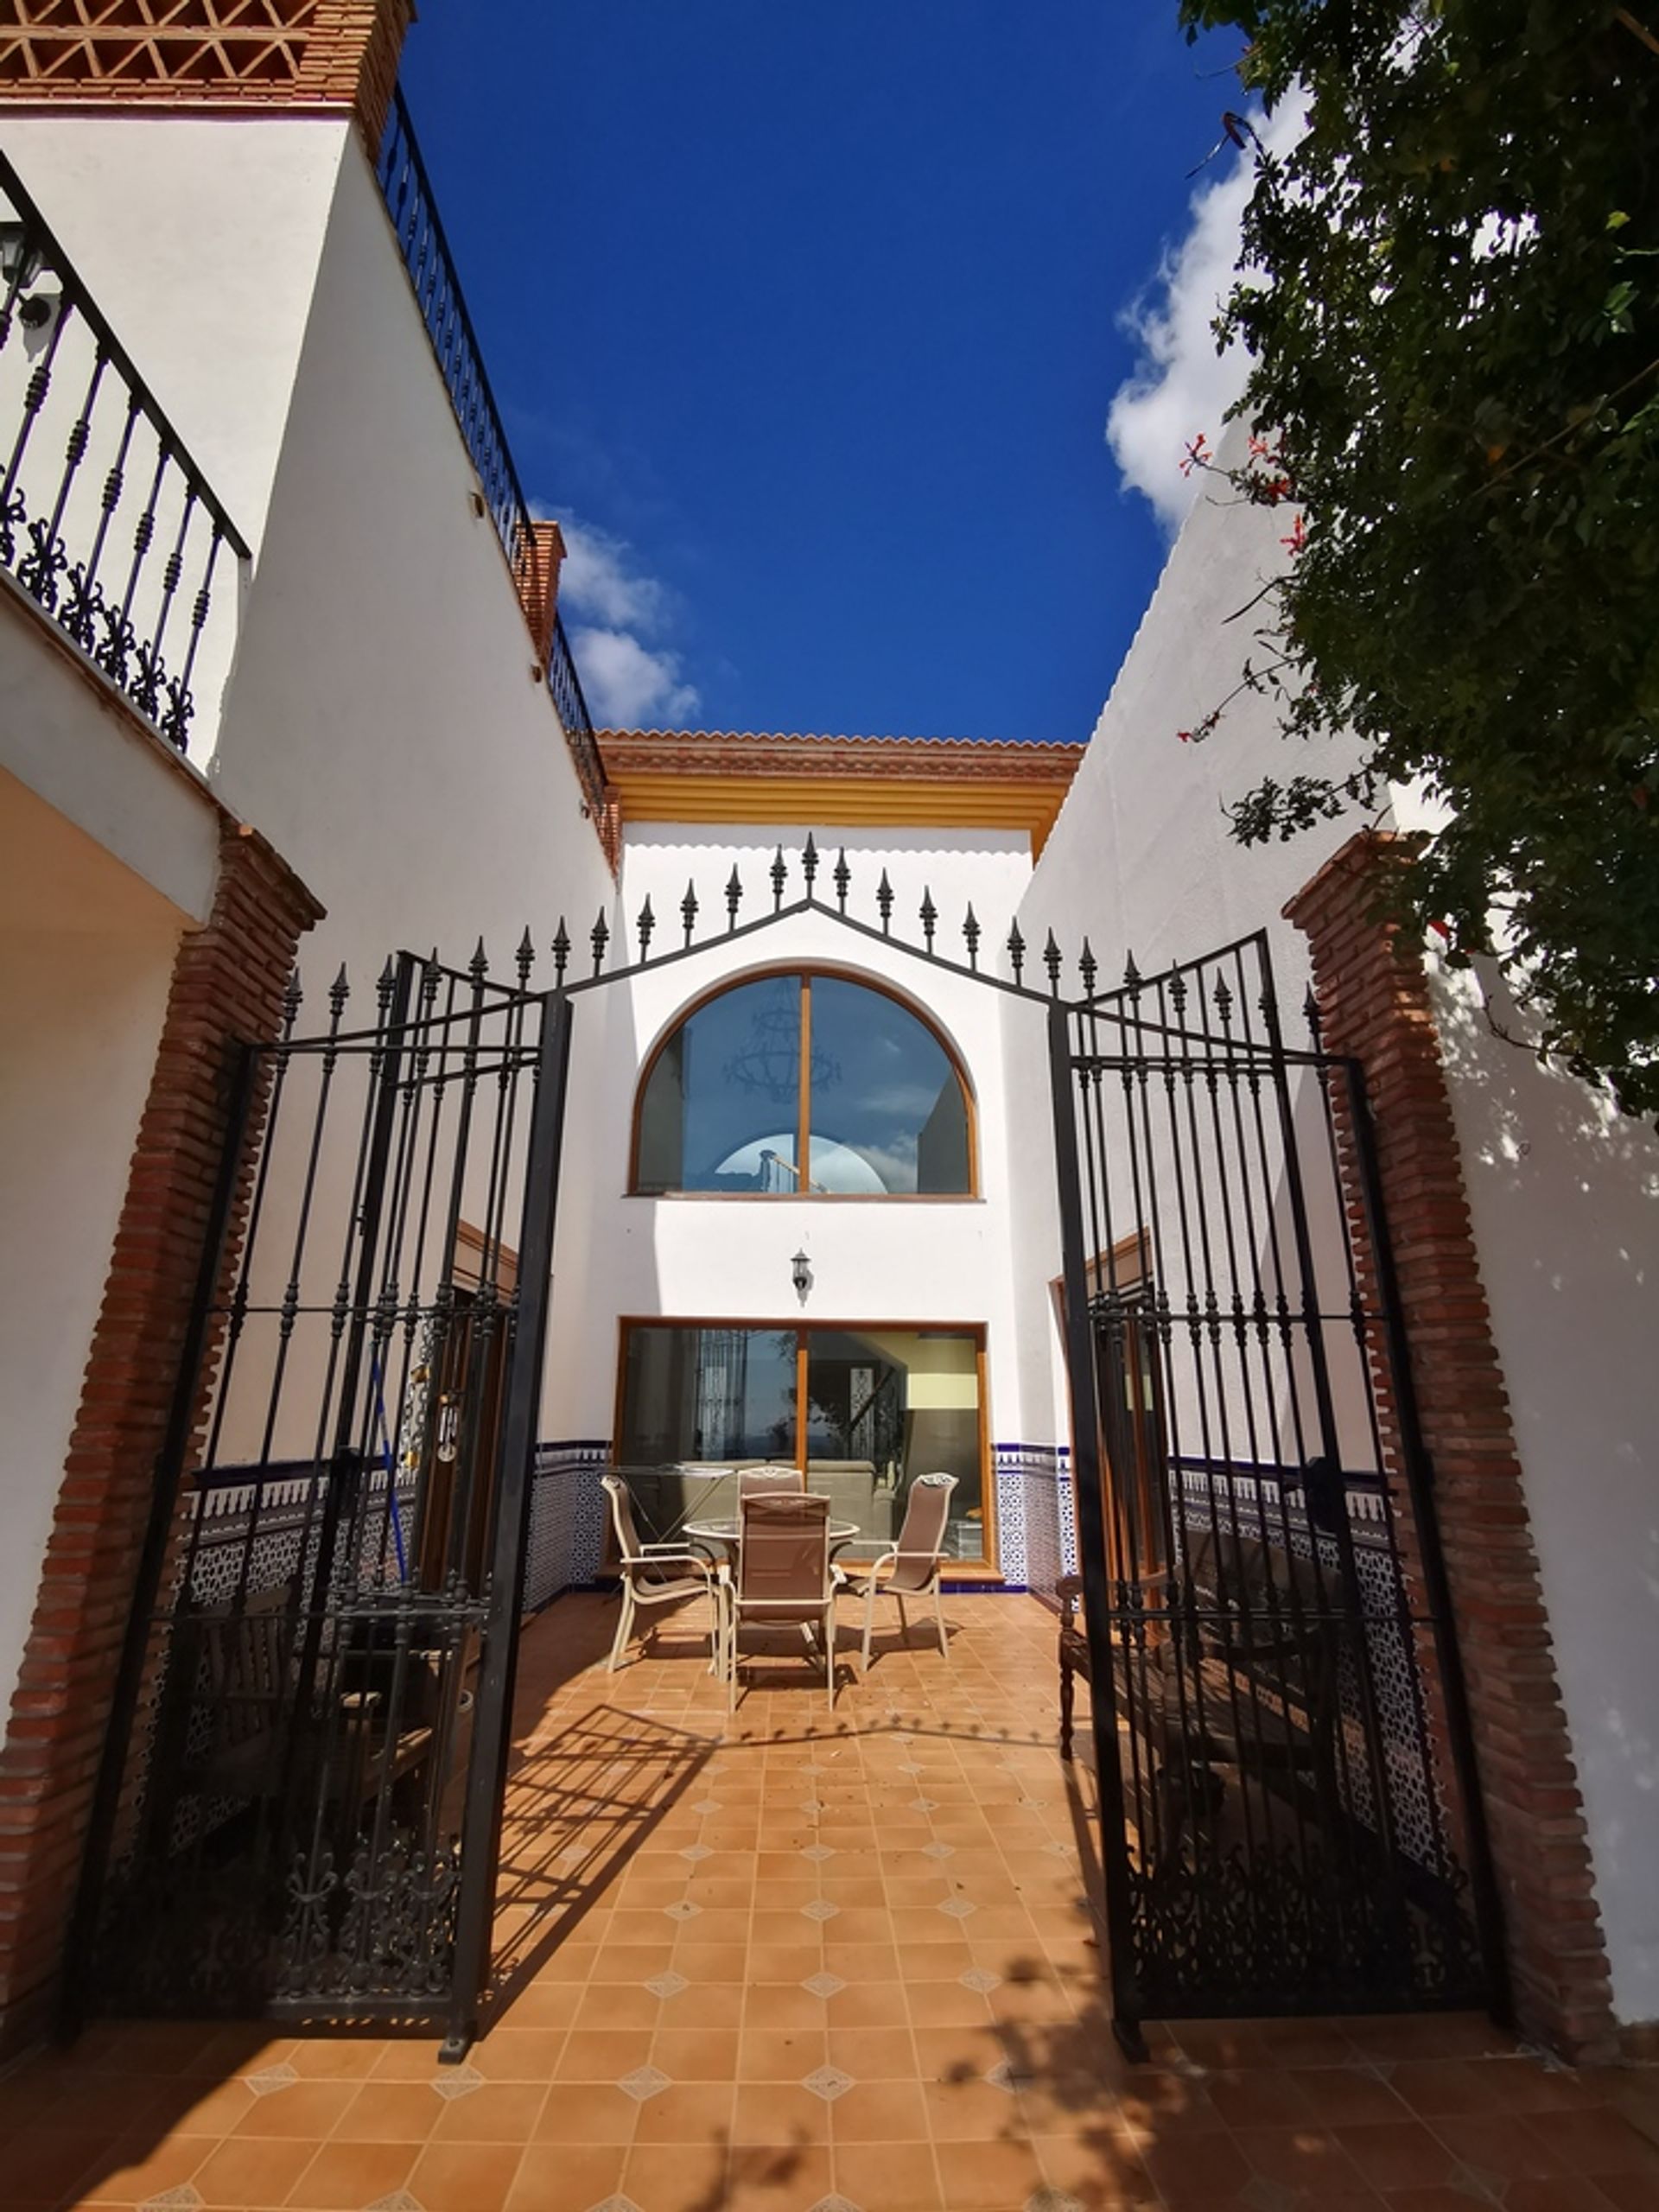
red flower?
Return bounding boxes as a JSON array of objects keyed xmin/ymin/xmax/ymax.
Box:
[{"xmin": 1281, "ymin": 512, "xmax": 1306, "ymax": 554}]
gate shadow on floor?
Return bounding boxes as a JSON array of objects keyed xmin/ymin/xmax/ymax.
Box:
[{"xmin": 481, "ymin": 1604, "xmax": 719, "ymax": 2018}]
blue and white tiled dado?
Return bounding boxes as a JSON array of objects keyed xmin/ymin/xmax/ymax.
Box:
[
  {"xmin": 525, "ymin": 1439, "xmax": 610, "ymax": 1611},
  {"xmin": 992, "ymin": 1442, "xmax": 1074, "ymax": 1599}
]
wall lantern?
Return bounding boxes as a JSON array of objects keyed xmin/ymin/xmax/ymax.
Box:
[{"xmin": 791, "ymin": 1249, "xmax": 812, "ymax": 1300}]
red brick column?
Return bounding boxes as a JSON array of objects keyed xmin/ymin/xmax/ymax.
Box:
[
  {"xmin": 0, "ymin": 823, "xmax": 321, "ymax": 2056},
  {"xmin": 515, "ymin": 518, "xmax": 568, "ymax": 669},
  {"xmin": 1285, "ymin": 830, "xmax": 1616, "ymax": 2062}
]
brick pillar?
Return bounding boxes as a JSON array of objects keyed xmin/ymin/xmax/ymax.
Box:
[
  {"xmin": 514, "ymin": 518, "xmax": 567, "ymax": 669},
  {"xmin": 0, "ymin": 823, "xmax": 321, "ymax": 2056},
  {"xmin": 1285, "ymin": 829, "xmax": 1616, "ymax": 2062}
]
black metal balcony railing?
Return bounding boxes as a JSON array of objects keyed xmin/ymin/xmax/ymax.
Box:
[
  {"xmin": 0, "ymin": 150, "xmax": 247, "ymax": 754},
  {"xmin": 375, "ymin": 88, "xmax": 610, "ymax": 826}
]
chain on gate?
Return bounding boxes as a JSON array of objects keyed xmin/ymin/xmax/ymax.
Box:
[
  {"xmin": 72, "ymin": 949, "xmax": 570, "ymax": 2052},
  {"xmin": 1049, "ymin": 933, "xmax": 1503, "ymax": 2048}
]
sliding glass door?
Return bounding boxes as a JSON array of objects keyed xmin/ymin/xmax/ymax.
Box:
[{"xmin": 617, "ymin": 1323, "xmax": 988, "ymax": 1560}]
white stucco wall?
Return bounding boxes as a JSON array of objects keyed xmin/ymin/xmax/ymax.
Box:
[
  {"xmin": 543, "ymin": 824, "xmax": 1047, "ymax": 1498},
  {"xmin": 210, "ymin": 131, "xmax": 613, "ymax": 994},
  {"xmin": 0, "ymin": 113, "xmax": 346, "ymax": 557},
  {"xmin": 1433, "ymin": 958, "xmax": 1659, "ymax": 2024},
  {"xmin": 0, "ymin": 772, "xmax": 183, "ymax": 1715},
  {"xmin": 0, "ymin": 581, "xmax": 221, "ymax": 925},
  {"xmin": 1009, "ymin": 441, "xmax": 1366, "ymax": 1452}
]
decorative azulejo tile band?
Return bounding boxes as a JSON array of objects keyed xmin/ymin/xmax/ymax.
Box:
[
  {"xmin": 526, "ymin": 1439, "xmax": 611, "ymax": 1611},
  {"xmin": 992, "ymin": 1441, "xmax": 1073, "ymax": 1597}
]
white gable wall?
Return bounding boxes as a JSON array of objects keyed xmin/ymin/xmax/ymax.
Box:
[{"xmin": 544, "ymin": 824, "xmax": 1048, "ymax": 1485}]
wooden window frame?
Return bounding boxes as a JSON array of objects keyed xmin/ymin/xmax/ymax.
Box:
[
  {"xmin": 613, "ymin": 1315, "xmax": 997, "ymax": 1573},
  {"xmin": 627, "ymin": 965, "xmax": 980, "ymax": 1200}
]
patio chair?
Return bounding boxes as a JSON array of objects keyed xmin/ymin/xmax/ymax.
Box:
[
  {"xmin": 839, "ymin": 1471, "xmax": 957, "ymax": 1670},
  {"xmin": 728, "ymin": 1491, "xmax": 836, "ymax": 1710},
  {"xmin": 738, "ymin": 1465, "xmax": 804, "ymax": 1500},
  {"xmin": 601, "ymin": 1474, "xmax": 726, "ymax": 1673}
]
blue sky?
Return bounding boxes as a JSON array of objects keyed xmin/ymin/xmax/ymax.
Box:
[{"xmin": 399, "ymin": 3, "xmax": 1256, "ymax": 741}]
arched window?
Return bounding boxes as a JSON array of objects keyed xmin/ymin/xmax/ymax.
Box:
[{"xmin": 632, "ymin": 971, "xmax": 974, "ymax": 1196}]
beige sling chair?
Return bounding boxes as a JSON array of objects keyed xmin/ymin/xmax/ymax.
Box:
[
  {"xmin": 838, "ymin": 1471, "xmax": 957, "ymax": 1670},
  {"xmin": 728, "ymin": 1491, "xmax": 836, "ymax": 1710},
  {"xmin": 601, "ymin": 1473, "xmax": 726, "ymax": 1673}
]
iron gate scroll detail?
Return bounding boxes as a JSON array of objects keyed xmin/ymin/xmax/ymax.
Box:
[
  {"xmin": 78, "ymin": 952, "xmax": 569, "ymax": 2050},
  {"xmin": 1048, "ymin": 933, "xmax": 1503, "ymax": 2048}
]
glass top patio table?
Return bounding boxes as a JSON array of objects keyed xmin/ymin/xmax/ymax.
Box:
[{"xmin": 685, "ymin": 1516, "xmax": 860, "ymax": 1549}]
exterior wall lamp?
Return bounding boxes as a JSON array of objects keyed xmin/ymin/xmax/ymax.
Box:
[{"xmin": 791, "ymin": 1249, "xmax": 812, "ymax": 1301}]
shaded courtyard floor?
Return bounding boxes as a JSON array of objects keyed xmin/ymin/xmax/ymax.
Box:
[{"xmin": 3, "ymin": 1591, "xmax": 1658, "ymax": 2211}]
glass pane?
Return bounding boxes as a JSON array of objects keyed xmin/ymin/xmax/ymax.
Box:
[
  {"xmin": 619, "ymin": 1325, "xmax": 798, "ymax": 1465},
  {"xmin": 806, "ymin": 979, "xmax": 969, "ymax": 1195},
  {"xmin": 804, "ymin": 1327, "xmax": 983, "ymax": 1559},
  {"xmin": 636, "ymin": 976, "xmax": 804, "ymax": 1193}
]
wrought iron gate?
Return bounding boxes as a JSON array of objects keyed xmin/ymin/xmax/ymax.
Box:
[
  {"xmin": 72, "ymin": 950, "xmax": 570, "ymax": 2056},
  {"xmin": 1048, "ymin": 932, "xmax": 1504, "ymax": 2050}
]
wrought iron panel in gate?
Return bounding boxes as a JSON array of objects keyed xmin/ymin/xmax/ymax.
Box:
[
  {"xmin": 1047, "ymin": 934, "xmax": 1503, "ymax": 2048},
  {"xmin": 73, "ymin": 951, "xmax": 570, "ymax": 2055}
]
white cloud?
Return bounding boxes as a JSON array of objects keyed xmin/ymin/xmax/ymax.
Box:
[
  {"xmin": 543, "ymin": 514, "xmax": 701, "ymax": 728},
  {"xmin": 557, "ymin": 518, "xmax": 668, "ymax": 632},
  {"xmin": 1106, "ymin": 99, "xmax": 1306, "ymax": 534},
  {"xmin": 568, "ymin": 625, "xmax": 700, "ymax": 728}
]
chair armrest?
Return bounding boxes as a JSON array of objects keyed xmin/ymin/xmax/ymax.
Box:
[
  {"xmin": 846, "ymin": 1545, "xmax": 899, "ymax": 1583},
  {"xmin": 627, "ymin": 1549, "xmax": 716, "ymax": 1578},
  {"xmin": 1057, "ymin": 1573, "xmax": 1083, "ymax": 1622}
]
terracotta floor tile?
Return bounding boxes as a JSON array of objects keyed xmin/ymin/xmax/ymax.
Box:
[
  {"xmin": 1527, "ymin": 2107, "xmax": 1659, "ymax": 2176},
  {"xmin": 574, "ymin": 1980, "xmax": 664, "ymax": 2030},
  {"xmin": 732, "ymin": 2082, "xmax": 835, "ymax": 2148},
  {"xmin": 331, "ymin": 2079, "xmax": 444, "ymax": 2142},
  {"xmin": 530, "ymin": 2083, "xmax": 640, "ymax": 2145},
  {"xmin": 1335, "ymin": 2119, "xmax": 1466, "ymax": 2190},
  {"xmin": 1137, "ymin": 2124, "xmax": 1256, "ymax": 2201},
  {"xmin": 1430, "ymin": 2109, "xmax": 1573, "ymax": 2179},
  {"xmin": 1033, "ymin": 2125, "xmax": 1160, "ymax": 2208},
  {"xmin": 556, "ymin": 2026, "xmax": 657, "ymax": 2081},
  {"xmin": 1294, "ymin": 2065, "xmax": 1415, "ymax": 2125},
  {"xmin": 1391, "ymin": 2057, "xmax": 1529, "ymax": 2118},
  {"xmin": 725, "ymin": 2140, "xmax": 836, "ymax": 2210},
  {"xmin": 283, "ymin": 2136, "xmax": 418, "ymax": 2209},
  {"xmin": 472, "ymin": 2028, "xmax": 571, "ymax": 2082},
  {"xmin": 1506, "ymin": 2182, "xmax": 1637, "ymax": 2211},
  {"xmin": 505, "ymin": 2141, "xmax": 628, "ymax": 2211},
  {"xmin": 631, "ymin": 2081, "xmax": 737, "ymax": 2145},
  {"xmin": 188, "ymin": 2133, "xmax": 321, "ymax": 2207},
  {"xmin": 1594, "ymin": 2177, "xmax": 1659, "ymax": 2210},
  {"xmin": 827, "ymin": 2025, "xmax": 919, "ymax": 2080},
  {"xmin": 429, "ymin": 2082, "xmax": 550, "ymax": 2144},
  {"xmin": 7, "ymin": 2128, "xmax": 119, "ymax": 2206},
  {"xmin": 830, "ymin": 2137, "xmax": 942, "ymax": 2209},
  {"xmin": 405, "ymin": 2139, "xmax": 528, "ymax": 2211},
  {"xmin": 230, "ymin": 2078, "xmax": 361, "ymax": 2138},
  {"xmin": 906, "ymin": 1980, "xmax": 995, "ymax": 2029},
  {"xmin": 932, "ymin": 2132, "xmax": 1046, "ymax": 2208},
  {"xmin": 284, "ymin": 2035, "xmax": 386, "ymax": 2082},
  {"xmin": 78, "ymin": 2128, "xmax": 213, "ymax": 2202},
  {"xmin": 645, "ymin": 2026, "xmax": 738, "ymax": 2081},
  {"xmin": 831, "ymin": 2078, "xmax": 933, "ymax": 2143},
  {"xmin": 17, "ymin": 1600, "xmax": 1624, "ymax": 2212},
  {"xmin": 920, "ymin": 2075, "xmax": 1028, "ymax": 2142},
  {"xmin": 623, "ymin": 2137, "xmax": 729, "ymax": 2211},
  {"xmin": 1203, "ymin": 2063, "xmax": 1318, "ymax": 2128},
  {"xmin": 748, "ymin": 1983, "xmax": 832, "ymax": 2031},
  {"xmin": 823, "ymin": 1980, "xmax": 912, "ymax": 2031}
]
